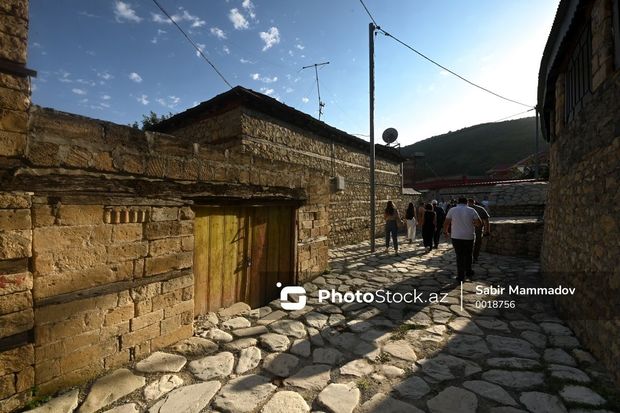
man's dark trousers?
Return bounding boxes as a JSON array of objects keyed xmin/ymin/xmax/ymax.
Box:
[
  {"xmin": 473, "ymin": 229, "xmax": 483, "ymax": 261},
  {"xmin": 452, "ymin": 238, "xmax": 474, "ymax": 280}
]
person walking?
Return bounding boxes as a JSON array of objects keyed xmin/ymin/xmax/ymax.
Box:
[
  {"xmin": 468, "ymin": 198, "xmax": 491, "ymax": 262},
  {"xmin": 405, "ymin": 202, "xmax": 416, "ymax": 244},
  {"xmin": 384, "ymin": 201, "xmax": 402, "ymax": 254},
  {"xmin": 432, "ymin": 200, "xmax": 446, "ymax": 249},
  {"xmin": 421, "ymin": 203, "xmax": 436, "ymax": 252},
  {"xmin": 443, "ymin": 197, "xmax": 482, "ymax": 281}
]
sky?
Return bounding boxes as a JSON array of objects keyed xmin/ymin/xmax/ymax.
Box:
[{"xmin": 28, "ymin": 0, "xmax": 560, "ymax": 146}]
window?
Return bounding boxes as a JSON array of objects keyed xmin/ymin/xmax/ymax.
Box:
[{"xmin": 564, "ymin": 25, "xmax": 592, "ymax": 122}]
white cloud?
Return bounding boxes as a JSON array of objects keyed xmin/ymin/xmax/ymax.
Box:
[
  {"xmin": 302, "ymin": 97, "xmax": 309, "ymax": 103},
  {"xmin": 114, "ymin": 1, "xmax": 142, "ymax": 23},
  {"xmin": 240, "ymin": 58, "xmax": 254, "ymax": 64},
  {"xmin": 242, "ymin": 0, "xmax": 256, "ymax": 19},
  {"xmin": 76, "ymin": 79, "xmax": 96, "ymax": 86},
  {"xmin": 210, "ymin": 27, "xmax": 227, "ymax": 39},
  {"xmin": 72, "ymin": 88, "xmax": 87, "ymax": 95},
  {"xmin": 129, "ymin": 72, "xmax": 142, "ymax": 83},
  {"xmin": 58, "ymin": 70, "xmax": 72, "ymax": 83},
  {"xmin": 102, "ymin": 95, "xmax": 111, "ymax": 100},
  {"xmin": 285, "ymin": 87, "xmax": 293, "ymax": 93},
  {"xmin": 156, "ymin": 95, "xmax": 181, "ymax": 108},
  {"xmin": 251, "ymin": 73, "xmax": 260, "ymax": 80},
  {"xmin": 250, "ymin": 73, "xmax": 278, "ymax": 83},
  {"xmin": 97, "ymin": 71, "xmax": 113, "ymax": 81},
  {"xmin": 195, "ymin": 43, "xmax": 206, "ymax": 57},
  {"xmin": 152, "ymin": 8, "xmax": 205, "ymax": 28},
  {"xmin": 295, "ymin": 44, "xmax": 304, "ymax": 50},
  {"xmin": 151, "ymin": 13, "xmax": 170, "ymax": 24},
  {"xmin": 223, "ymin": 45, "xmax": 230, "ymax": 55},
  {"xmin": 260, "ymin": 87, "xmax": 274, "ymax": 96},
  {"xmin": 137, "ymin": 94, "xmax": 149, "ymax": 105},
  {"xmin": 229, "ymin": 8, "xmax": 248, "ymax": 30},
  {"xmin": 259, "ymin": 27, "xmax": 280, "ymax": 51},
  {"xmin": 100, "ymin": 102, "xmax": 110, "ymax": 108}
]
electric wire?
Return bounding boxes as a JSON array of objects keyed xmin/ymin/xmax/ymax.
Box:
[
  {"xmin": 358, "ymin": 0, "xmax": 534, "ymax": 109},
  {"xmin": 151, "ymin": 0, "xmax": 233, "ymax": 89},
  {"xmin": 493, "ymin": 108, "xmax": 535, "ymax": 122}
]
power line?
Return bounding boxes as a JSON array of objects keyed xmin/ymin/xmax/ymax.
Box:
[
  {"xmin": 493, "ymin": 108, "xmax": 535, "ymax": 122},
  {"xmin": 357, "ymin": 0, "xmax": 534, "ymax": 108},
  {"xmin": 150, "ymin": 0, "xmax": 233, "ymax": 89}
]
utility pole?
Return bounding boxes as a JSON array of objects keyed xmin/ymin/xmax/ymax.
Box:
[
  {"xmin": 535, "ymin": 106, "xmax": 540, "ymax": 179},
  {"xmin": 301, "ymin": 61, "xmax": 330, "ymax": 120},
  {"xmin": 369, "ymin": 22, "xmax": 376, "ymax": 252}
]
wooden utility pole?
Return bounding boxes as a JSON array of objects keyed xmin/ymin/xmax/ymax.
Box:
[{"xmin": 369, "ymin": 23, "xmax": 376, "ymax": 252}]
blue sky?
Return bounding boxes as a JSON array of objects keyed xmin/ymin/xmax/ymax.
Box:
[{"xmin": 29, "ymin": 0, "xmax": 559, "ymax": 145}]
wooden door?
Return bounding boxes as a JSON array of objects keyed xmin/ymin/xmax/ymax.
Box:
[{"xmin": 193, "ymin": 205, "xmax": 295, "ymax": 314}]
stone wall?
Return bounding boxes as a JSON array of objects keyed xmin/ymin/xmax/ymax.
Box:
[
  {"xmin": 482, "ymin": 217, "xmax": 544, "ymax": 259},
  {"xmin": 541, "ymin": 0, "xmax": 620, "ymax": 386}
]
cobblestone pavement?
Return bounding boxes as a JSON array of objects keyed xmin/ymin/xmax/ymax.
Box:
[{"xmin": 30, "ymin": 240, "xmax": 620, "ymax": 413}]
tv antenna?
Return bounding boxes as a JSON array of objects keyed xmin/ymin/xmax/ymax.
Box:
[{"xmin": 301, "ymin": 61, "xmax": 330, "ymax": 120}]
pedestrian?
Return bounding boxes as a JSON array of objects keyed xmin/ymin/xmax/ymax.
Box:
[
  {"xmin": 443, "ymin": 197, "xmax": 482, "ymax": 281},
  {"xmin": 431, "ymin": 200, "xmax": 446, "ymax": 249},
  {"xmin": 384, "ymin": 201, "xmax": 402, "ymax": 254},
  {"xmin": 405, "ymin": 202, "xmax": 416, "ymax": 243},
  {"xmin": 468, "ymin": 198, "xmax": 491, "ymax": 262},
  {"xmin": 417, "ymin": 200, "xmax": 426, "ymax": 229},
  {"xmin": 421, "ymin": 203, "xmax": 436, "ymax": 252}
]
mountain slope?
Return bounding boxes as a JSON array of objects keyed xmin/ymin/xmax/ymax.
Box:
[{"xmin": 400, "ymin": 117, "xmax": 546, "ymax": 180}]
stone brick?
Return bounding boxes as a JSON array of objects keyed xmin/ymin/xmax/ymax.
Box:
[
  {"xmin": 0, "ymin": 272, "xmax": 32, "ymax": 296},
  {"xmin": 0, "ymin": 345, "xmax": 32, "ymax": 376},
  {"xmin": 151, "ymin": 324, "xmax": 192, "ymax": 351},
  {"xmin": 57, "ymin": 205, "xmax": 103, "ymax": 226},
  {"xmin": 31, "ymin": 204, "xmax": 55, "ymax": 227},
  {"xmin": 0, "ymin": 32, "xmax": 26, "ymax": 64},
  {"xmin": 130, "ymin": 309, "xmax": 163, "ymax": 331},
  {"xmin": 0, "ymin": 290, "xmax": 31, "ymax": 315},
  {"xmin": 0, "ymin": 193, "xmax": 30, "ymax": 209},
  {"xmin": 161, "ymin": 274, "xmax": 193, "ymax": 293},
  {"xmin": 33, "ymin": 225, "xmax": 111, "ymax": 252},
  {"xmin": 15, "ymin": 366, "xmax": 33, "ymax": 393},
  {"xmin": 112, "ymin": 223, "xmax": 143, "ymax": 243},
  {"xmin": 0, "ymin": 0, "xmax": 29, "ymax": 22},
  {"xmin": 0, "ymin": 308, "xmax": 32, "ymax": 338},
  {"xmin": 164, "ymin": 300, "xmax": 193, "ymax": 318},
  {"xmin": 0, "ymin": 130, "xmax": 26, "ymax": 156},
  {"xmin": 180, "ymin": 235, "xmax": 194, "ymax": 251},
  {"xmin": 91, "ymin": 151, "xmax": 115, "ymax": 172},
  {"xmin": 59, "ymin": 344, "xmax": 104, "ymax": 373},
  {"xmin": 104, "ymin": 304, "xmax": 134, "ymax": 327},
  {"xmin": 34, "ymin": 265, "xmax": 115, "ymax": 299},
  {"xmin": 0, "ymin": 229, "xmax": 31, "ymax": 259},
  {"xmin": 0, "ymin": 209, "xmax": 30, "ymax": 231},
  {"xmin": 26, "ymin": 141, "xmax": 60, "ymax": 166},
  {"xmin": 34, "ymin": 292, "xmax": 116, "ymax": 325},
  {"xmin": 104, "ymin": 349, "xmax": 130, "ymax": 370},
  {"xmin": 107, "ymin": 241, "xmax": 148, "ymax": 262},
  {"xmin": 148, "ymin": 237, "xmax": 181, "ymax": 257},
  {"xmin": 130, "ymin": 282, "xmax": 161, "ymax": 301},
  {"xmin": 0, "ymin": 373, "xmax": 16, "ymax": 399},
  {"xmin": 38, "ymin": 360, "xmax": 104, "ymax": 395},
  {"xmin": 151, "ymin": 290, "xmax": 182, "ymax": 312},
  {"xmin": 0, "ymin": 86, "xmax": 28, "ymax": 111},
  {"xmin": 144, "ymin": 252, "xmax": 192, "ymax": 276},
  {"xmin": 150, "ymin": 207, "xmax": 178, "ymax": 222},
  {"xmin": 121, "ymin": 322, "xmax": 160, "ymax": 348},
  {"xmin": 160, "ymin": 313, "xmax": 182, "ymax": 335}
]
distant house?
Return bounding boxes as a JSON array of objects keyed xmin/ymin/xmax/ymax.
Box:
[{"xmin": 538, "ymin": 0, "xmax": 620, "ymax": 385}]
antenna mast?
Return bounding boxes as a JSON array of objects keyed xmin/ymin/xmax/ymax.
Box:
[{"xmin": 301, "ymin": 61, "xmax": 330, "ymax": 120}]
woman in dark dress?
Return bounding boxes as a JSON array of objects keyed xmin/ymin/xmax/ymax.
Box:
[
  {"xmin": 421, "ymin": 203, "xmax": 436, "ymax": 252},
  {"xmin": 384, "ymin": 201, "xmax": 402, "ymax": 254}
]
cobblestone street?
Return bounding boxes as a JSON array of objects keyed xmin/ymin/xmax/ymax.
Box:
[{"xmin": 32, "ymin": 240, "xmax": 620, "ymax": 413}]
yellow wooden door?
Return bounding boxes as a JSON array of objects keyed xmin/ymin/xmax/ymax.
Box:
[{"xmin": 193, "ymin": 205, "xmax": 295, "ymax": 314}]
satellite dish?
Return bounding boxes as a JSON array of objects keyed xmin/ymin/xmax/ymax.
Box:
[{"xmin": 382, "ymin": 127, "xmax": 398, "ymax": 144}]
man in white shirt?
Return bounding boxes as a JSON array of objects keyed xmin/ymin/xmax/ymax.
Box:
[{"xmin": 443, "ymin": 197, "xmax": 482, "ymax": 281}]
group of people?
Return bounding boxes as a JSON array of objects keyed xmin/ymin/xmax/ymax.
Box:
[{"xmin": 384, "ymin": 197, "xmax": 491, "ymax": 282}]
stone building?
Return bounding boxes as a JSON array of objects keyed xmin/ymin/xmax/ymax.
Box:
[
  {"xmin": 538, "ymin": 0, "xmax": 620, "ymax": 385},
  {"xmin": 0, "ymin": 2, "xmax": 410, "ymax": 409}
]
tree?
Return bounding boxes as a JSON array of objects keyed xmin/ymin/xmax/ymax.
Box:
[{"xmin": 130, "ymin": 111, "xmax": 173, "ymax": 131}]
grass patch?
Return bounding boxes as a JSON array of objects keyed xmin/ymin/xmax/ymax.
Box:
[
  {"xmin": 391, "ymin": 323, "xmax": 426, "ymax": 340},
  {"xmin": 356, "ymin": 377, "xmax": 372, "ymax": 392},
  {"xmin": 374, "ymin": 352, "xmax": 391, "ymax": 363},
  {"xmin": 25, "ymin": 387, "xmax": 52, "ymax": 410}
]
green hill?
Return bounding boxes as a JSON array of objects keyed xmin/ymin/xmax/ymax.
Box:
[{"xmin": 400, "ymin": 117, "xmax": 546, "ymax": 180}]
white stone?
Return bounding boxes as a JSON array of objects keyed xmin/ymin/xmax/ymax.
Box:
[
  {"xmin": 171, "ymin": 337, "xmax": 218, "ymax": 356},
  {"xmin": 475, "ymin": 317, "xmax": 510, "ymax": 332},
  {"xmin": 305, "ymin": 312, "xmax": 329, "ymax": 329},
  {"xmin": 317, "ymin": 382, "xmax": 360, "ymax": 413},
  {"xmin": 260, "ymin": 333, "xmax": 290, "ymax": 352},
  {"xmin": 102, "ymin": 404, "xmax": 139, "ymax": 413},
  {"xmin": 284, "ymin": 364, "xmax": 331, "ymax": 391},
  {"xmin": 463, "ymin": 380, "xmax": 517, "ymax": 406},
  {"xmin": 270, "ymin": 320, "xmax": 307, "ymax": 338},
  {"xmin": 447, "ymin": 334, "xmax": 490, "ymax": 358},
  {"xmin": 486, "ymin": 335, "xmax": 540, "ymax": 359},
  {"xmin": 203, "ymin": 328, "xmax": 233, "ymax": 343},
  {"xmin": 236, "ymin": 346, "xmax": 262, "ymax": 374},
  {"xmin": 28, "ymin": 389, "xmax": 79, "ymax": 413},
  {"xmin": 427, "ymin": 386, "xmax": 477, "ymax": 413},
  {"xmin": 263, "ymin": 352, "xmax": 299, "ymax": 377},
  {"xmin": 382, "ymin": 340, "xmax": 417, "ymax": 361},
  {"xmin": 418, "ymin": 355, "xmax": 482, "ymax": 382},
  {"xmin": 233, "ymin": 326, "xmax": 269, "ymax": 337},
  {"xmin": 340, "ymin": 359, "xmax": 373, "ymax": 377},
  {"xmin": 394, "ymin": 376, "xmax": 431, "ymax": 399},
  {"xmin": 448, "ymin": 317, "xmax": 484, "ymax": 335},
  {"xmin": 486, "ymin": 357, "xmax": 541, "ymax": 370},
  {"xmin": 78, "ymin": 369, "xmax": 145, "ymax": 413},
  {"xmin": 559, "ymin": 385, "xmax": 606, "ymax": 406},
  {"xmin": 136, "ymin": 352, "xmax": 187, "ymax": 373},
  {"xmin": 308, "ymin": 327, "xmax": 325, "ymax": 346},
  {"xmin": 482, "ymin": 370, "xmax": 544, "ymax": 389},
  {"xmin": 149, "ymin": 381, "xmax": 221, "ymax": 413},
  {"xmin": 261, "ymin": 391, "xmax": 310, "ymax": 413},
  {"xmin": 313, "ymin": 347, "xmax": 344, "ymax": 365},
  {"xmin": 188, "ymin": 351, "xmax": 234, "ymax": 380},
  {"xmin": 519, "ymin": 392, "xmax": 568, "ymax": 413},
  {"xmin": 361, "ymin": 393, "xmax": 424, "ymax": 413},
  {"xmin": 213, "ymin": 375, "xmax": 277, "ymax": 413},
  {"xmin": 144, "ymin": 374, "xmax": 183, "ymax": 401},
  {"xmin": 290, "ymin": 339, "xmax": 311, "ymax": 357},
  {"xmin": 222, "ymin": 316, "xmax": 251, "ymax": 330},
  {"xmin": 380, "ymin": 365, "xmax": 405, "ymax": 378},
  {"xmin": 223, "ymin": 337, "xmax": 257, "ymax": 351},
  {"xmin": 218, "ymin": 302, "xmax": 251, "ymax": 318}
]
